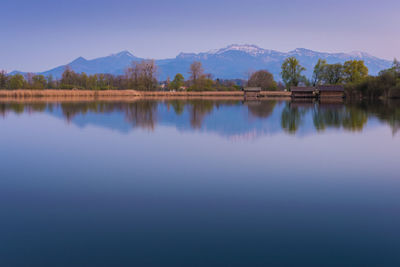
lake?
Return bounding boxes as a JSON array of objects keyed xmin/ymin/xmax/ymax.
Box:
[{"xmin": 1, "ymin": 99, "xmax": 400, "ymax": 266}]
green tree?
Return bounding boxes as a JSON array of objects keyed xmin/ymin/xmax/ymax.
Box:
[
  {"xmin": 61, "ymin": 66, "xmax": 78, "ymax": 89},
  {"xmin": 32, "ymin": 75, "xmax": 47, "ymax": 89},
  {"xmin": 247, "ymin": 70, "xmax": 277, "ymax": 90},
  {"xmin": 312, "ymin": 59, "xmax": 327, "ymax": 86},
  {"xmin": 169, "ymin": 73, "xmax": 185, "ymax": 90},
  {"xmin": 188, "ymin": 62, "xmax": 214, "ymax": 91},
  {"xmin": 393, "ymin": 58, "xmax": 400, "ymax": 74},
  {"xmin": 343, "ymin": 60, "xmax": 368, "ymax": 83},
  {"xmin": 88, "ymin": 74, "xmax": 98, "ymax": 90},
  {"xmin": 322, "ymin": 63, "xmax": 343, "ymax": 84},
  {"xmin": 281, "ymin": 57, "xmax": 306, "ymax": 88},
  {"xmin": 46, "ymin": 75, "xmax": 55, "ymax": 89},
  {"xmin": 80, "ymin": 73, "xmax": 89, "ymax": 89},
  {"xmin": 386, "ymin": 58, "xmax": 400, "ymax": 76},
  {"xmin": 0, "ymin": 70, "xmax": 8, "ymax": 89},
  {"xmin": 8, "ymin": 74, "xmax": 25, "ymax": 89}
]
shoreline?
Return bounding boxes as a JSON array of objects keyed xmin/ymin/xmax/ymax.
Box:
[{"xmin": 0, "ymin": 89, "xmax": 291, "ymax": 99}]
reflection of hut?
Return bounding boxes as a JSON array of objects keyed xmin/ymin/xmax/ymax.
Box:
[
  {"xmin": 319, "ymin": 97, "xmax": 344, "ymax": 105},
  {"xmin": 317, "ymin": 85, "xmax": 344, "ymax": 98},
  {"xmin": 291, "ymin": 87, "xmax": 316, "ymax": 98},
  {"xmin": 244, "ymin": 87, "xmax": 261, "ymax": 99},
  {"xmin": 290, "ymin": 100, "xmax": 315, "ymax": 109}
]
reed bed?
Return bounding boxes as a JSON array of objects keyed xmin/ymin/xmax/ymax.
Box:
[
  {"xmin": 0, "ymin": 89, "xmax": 291, "ymax": 99},
  {"xmin": 0, "ymin": 89, "xmax": 141, "ymax": 98},
  {"xmin": 0, "ymin": 96, "xmax": 248, "ymax": 103}
]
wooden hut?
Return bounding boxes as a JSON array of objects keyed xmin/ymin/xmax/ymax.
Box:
[
  {"xmin": 290, "ymin": 87, "xmax": 316, "ymax": 98},
  {"xmin": 317, "ymin": 85, "xmax": 345, "ymax": 98},
  {"xmin": 244, "ymin": 87, "xmax": 261, "ymax": 99}
]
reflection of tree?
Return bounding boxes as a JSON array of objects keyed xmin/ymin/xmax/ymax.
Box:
[
  {"xmin": 359, "ymin": 99, "xmax": 400, "ymax": 135},
  {"xmin": 0, "ymin": 103, "xmax": 6, "ymax": 117},
  {"xmin": 313, "ymin": 107, "xmax": 341, "ymax": 131},
  {"xmin": 9, "ymin": 103, "xmax": 25, "ymax": 114},
  {"xmin": 313, "ymin": 105, "xmax": 368, "ymax": 132},
  {"xmin": 0, "ymin": 103, "xmax": 49, "ymax": 117},
  {"xmin": 169, "ymin": 100, "xmax": 185, "ymax": 115},
  {"xmin": 60, "ymin": 101, "xmax": 159, "ymax": 130},
  {"xmin": 247, "ymin": 101, "xmax": 277, "ymax": 118},
  {"xmin": 281, "ymin": 102, "xmax": 306, "ymax": 134},
  {"xmin": 61, "ymin": 102, "xmax": 96, "ymax": 123},
  {"xmin": 26, "ymin": 103, "xmax": 47, "ymax": 113},
  {"xmin": 188, "ymin": 100, "xmax": 214, "ymax": 129},
  {"xmin": 124, "ymin": 101, "xmax": 158, "ymax": 130},
  {"xmin": 342, "ymin": 107, "xmax": 368, "ymax": 131},
  {"xmin": 385, "ymin": 102, "xmax": 400, "ymax": 135},
  {"xmin": 1, "ymin": 99, "xmax": 398, "ymax": 135}
]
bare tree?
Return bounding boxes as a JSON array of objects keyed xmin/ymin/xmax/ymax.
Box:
[
  {"xmin": 189, "ymin": 61, "xmax": 204, "ymax": 84},
  {"xmin": 126, "ymin": 60, "xmax": 158, "ymax": 90}
]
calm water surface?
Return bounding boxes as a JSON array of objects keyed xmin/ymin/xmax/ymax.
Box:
[{"xmin": 1, "ymin": 99, "xmax": 400, "ymax": 266}]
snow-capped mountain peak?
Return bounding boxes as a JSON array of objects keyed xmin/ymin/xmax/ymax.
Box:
[
  {"xmin": 112, "ymin": 50, "xmax": 135, "ymax": 58},
  {"xmin": 11, "ymin": 44, "xmax": 391, "ymax": 80},
  {"xmin": 289, "ymin": 48, "xmax": 321, "ymax": 56},
  {"xmin": 349, "ymin": 51, "xmax": 373, "ymax": 58},
  {"xmin": 208, "ymin": 44, "xmax": 268, "ymax": 56}
]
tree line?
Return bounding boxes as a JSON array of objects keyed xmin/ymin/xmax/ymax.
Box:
[
  {"xmin": 0, "ymin": 60, "xmax": 243, "ymax": 91},
  {"xmin": 1, "ymin": 57, "xmax": 399, "ymax": 98},
  {"xmin": 280, "ymin": 57, "xmax": 370, "ymax": 87},
  {"xmin": 0, "ymin": 60, "xmax": 281, "ymax": 91},
  {"xmin": 280, "ymin": 57, "xmax": 400, "ymax": 98}
]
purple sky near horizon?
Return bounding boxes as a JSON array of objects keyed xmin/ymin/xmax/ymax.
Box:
[{"xmin": 1, "ymin": 0, "xmax": 399, "ymax": 72}]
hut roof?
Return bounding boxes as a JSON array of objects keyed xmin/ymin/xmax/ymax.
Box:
[
  {"xmin": 290, "ymin": 86, "xmax": 316, "ymax": 92},
  {"xmin": 317, "ymin": 85, "xmax": 344, "ymax": 92},
  {"xmin": 244, "ymin": 87, "xmax": 261, "ymax": 92}
]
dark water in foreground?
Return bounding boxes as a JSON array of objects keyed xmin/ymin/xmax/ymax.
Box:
[{"xmin": 1, "ymin": 99, "xmax": 400, "ymax": 266}]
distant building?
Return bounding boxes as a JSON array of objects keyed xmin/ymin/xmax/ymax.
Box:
[
  {"xmin": 290, "ymin": 87, "xmax": 316, "ymax": 98},
  {"xmin": 317, "ymin": 85, "xmax": 345, "ymax": 98},
  {"xmin": 244, "ymin": 87, "xmax": 261, "ymax": 99}
]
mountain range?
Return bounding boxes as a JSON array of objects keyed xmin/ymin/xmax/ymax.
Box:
[{"xmin": 11, "ymin": 44, "xmax": 393, "ymax": 81}]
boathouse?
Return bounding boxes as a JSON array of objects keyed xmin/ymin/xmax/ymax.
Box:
[
  {"xmin": 317, "ymin": 85, "xmax": 345, "ymax": 98},
  {"xmin": 244, "ymin": 87, "xmax": 261, "ymax": 99},
  {"xmin": 290, "ymin": 87, "xmax": 316, "ymax": 98}
]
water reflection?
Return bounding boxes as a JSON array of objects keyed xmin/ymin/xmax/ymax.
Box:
[
  {"xmin": 1, "ymin": 99, "xmax": 399, "ymax": 136},
  {"xmin": 1, "ymin": 98, "xmax": 400, "ymax": 266},
  {"xmin": 247, "ymin": 101, "xmax": 277, "ymax": 118},
  {"xmin": 281, "ymin": 102, "xmax": 306, "ymax": 134}
]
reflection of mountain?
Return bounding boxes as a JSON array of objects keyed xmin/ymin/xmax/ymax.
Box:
[{"xmin": 0, "ymin": 100, "xmax": 399, "ymax": 138}]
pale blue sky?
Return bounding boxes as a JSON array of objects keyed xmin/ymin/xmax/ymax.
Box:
[{"xmin": 1, "ymin": 0, "xmax": 399, "ymax": 72}]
